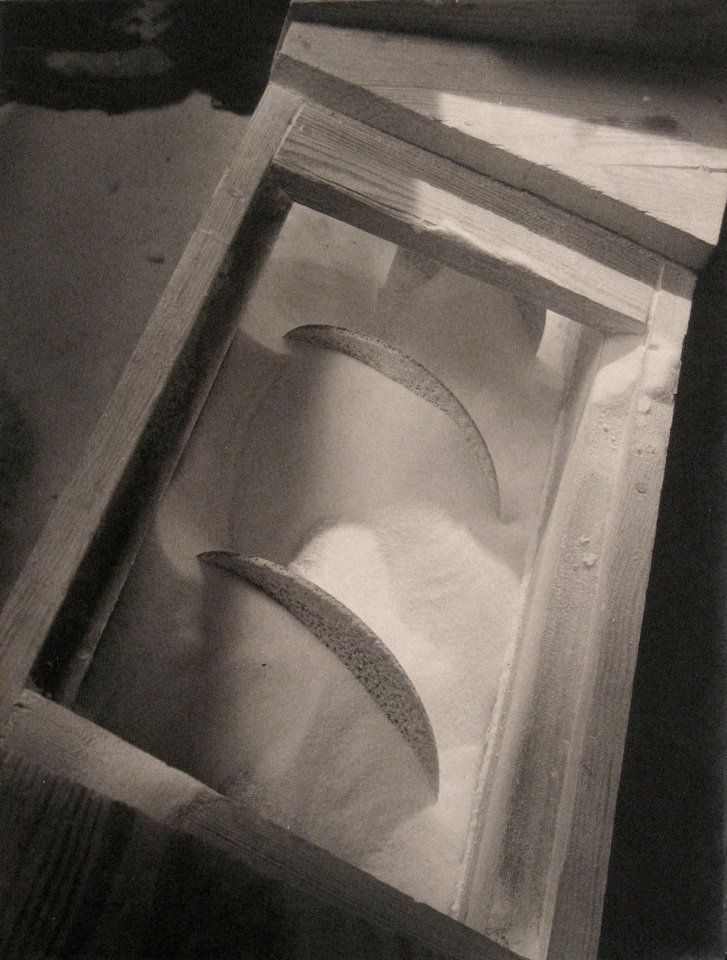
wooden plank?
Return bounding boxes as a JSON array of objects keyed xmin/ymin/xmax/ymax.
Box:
[
  {"xmin": 546, "ymin": 267, "xmax": 696, "ymax": 960},
  {"xmin": 460, "ymin": 267, "xmax": 694, "ymax": 959},
  {"xmin": 288, "ymin": 0, "xmax": 727, "ymax": 59},
  {"xmin": 0, "ymin": 750, "xmax": 170, "ymax": 960},
  {"xmin": 450, "ymin": 319, "xmax": 604, "ymax": 944},
  {"xmin": 598, "ymin": 246, "xmax": 727, "ymax": 960},
  {"xmin": 274, "ymin": 23, "xmax": 727, "ymax": 269},
  {"xmin": 0, "ymin": 83, "xmax": 303, "ymax": 726},
  {"xmin": 1, "ymin": 690, "xmax": 518, "ymax": 960},
  {"xmin": 271, "ymin": 101, "xmax": 676, "ymax": 335}
]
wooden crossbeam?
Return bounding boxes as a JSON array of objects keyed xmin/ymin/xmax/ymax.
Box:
[
  {"xmin": 272, "ymin": 101, "xmax": 684, "ymax": 334},
  {"xmin": 0, "ymin": 690, "xmax": 516, "ymax": 960},
  {"xmin": 0, "ymin": 85, "xmax": 302, "ymax": 728},
  {"xmin": 275, "ymin": 22, "xmax": 727, "ymax": 270}
]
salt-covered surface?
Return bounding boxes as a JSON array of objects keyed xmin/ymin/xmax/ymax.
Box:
[
  {"xmin": 198, "ymin": 551, "xmax": 440, "ymax": 791},
  {"xmin": 284, "ymin": 324, "xmax": 500, "ymax": 509},
  {"xmin": 193, "ymin": 561, "xmax": 436, "ymax": 863},
  {"xmin": 77, "ymin": 204, "xmax": 573, "ymax": 916}
]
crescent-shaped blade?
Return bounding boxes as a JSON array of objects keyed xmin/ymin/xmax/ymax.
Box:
[
  {"xmin": 198, "ymin": 551, "xmax": 439, "ymax": 793},
  {"xmin": 284, "ymin": 324, "xmax": 500, "ymax": 514}
]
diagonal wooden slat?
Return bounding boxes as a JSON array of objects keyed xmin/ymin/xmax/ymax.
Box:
[
  {"xmin": 1, "ymin": 690, "xmax": 518, "ymax": 960},
  {"xmin": 272, "ymin": 100, "xmax": 688, "ymax": 334},
  {"xmin": 275, "ymin": 22, "xmax": 727, "ymax": 269},
  {"xmin": 0, "ymin": 84, "xmax": 303, "ymax": 728}
]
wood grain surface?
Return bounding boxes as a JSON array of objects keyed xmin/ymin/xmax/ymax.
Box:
[
  {"xmin": 1, "ymin": 690, "xmax": 517, "ymax": 960},
  {"xmin": 0, "ymin": 84, "xmax": 303, "ymax": 724},
  {"xmin": 461, "ymin": 267, "xmax": 695, "ymax": 959},
  {"xmin": 546, "ymin": 267, "xmax": 696, "ymax": 960},
  {"xmin": 275, "ymin": 22, "xmax": 727, "ymax": 269},
  {"xmin": 272, "ymin": 101, "xmax": 676, "ymax": 334}
]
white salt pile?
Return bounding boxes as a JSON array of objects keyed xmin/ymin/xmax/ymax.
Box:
[
  {"xmin": 194, "ymin": 554, "xmax": 436, "ymax": 863},
  {"xmin": 76, "ymin": 204, "xmax": 573, "ymax": 917},
  {"xmin": 198, "ymin": 550, "xmax": 440, "ymax": 791}
]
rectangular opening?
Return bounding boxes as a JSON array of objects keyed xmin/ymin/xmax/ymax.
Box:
[{"xmin": 66, "ymin": 202, "xmax": 591, "ymax": 933}]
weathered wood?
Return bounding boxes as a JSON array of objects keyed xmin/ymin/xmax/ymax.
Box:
[
  {"xmin": 460, "ymin": 268, "xmax": 695, "ymax": 959},
  {"xmin": 274, "ymin": 23, "xmax": 727, "ymax": 269},
  {"xmin": 272, "ymin": 101, "xmax": 679, "ymax": 335},
  {"xmin": 546, "ymin": 268, "xmax": 696, "ymax": 960},
  {"xmin": 0, "ymin": 27, "xmax": 717, "ymax": 960},
  {"xmin": 449, "ymin": 318, "xmax": 603, "ymax": 945},
  {"xmin": 289, "ymin": 0, "xmax": 727, "ymax": 59},
  {"xmin": 0, "ymin": 84, "xmax": 303, "ymax": 724},
  {"xmin": 1, "ymin": 690, "xmax": 517, "ymax": 960}
]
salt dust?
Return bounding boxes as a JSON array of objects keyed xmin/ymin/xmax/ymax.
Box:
[
  {"xmin": 76, "ymin": 204, "xmax": 572, "ymax": 917},
  {"xmin": 193, "ymin": 561, "xmax": 435, "ymax": 863},
  {"xmin": 286, "ymin": 510, "xmax": 521, "ymax": 905}
]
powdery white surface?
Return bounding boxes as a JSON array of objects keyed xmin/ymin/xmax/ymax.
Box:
[
  {"xmin": 77, "ymin": 205, "xmax": 571, "ymax": 916},
  {"xmin": 194, "ymin": 562, "xmax": 435, "ymax": 862},
  {"xmin": 289, "ymin": 512, "xmax": 518, "ymax": 907},
  {"xmin": 225, "ymin": 346, "xmax": 496, "ymax": 564}
]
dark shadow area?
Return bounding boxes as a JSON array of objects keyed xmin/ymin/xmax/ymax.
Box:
[
  {"xmin": 0, "ymin": 384, "xmax": 37, "ymax": 602},
  {"xmin": 599, "ymin": 224, "xmax": 727, "ymax": 958},
  {"xmin": 291, "ymin": 1, "xmax": 727, "ymax": 74},
  {"xmin": 1, "ymin": 0, "xmax": 290, "ymax": 115}
]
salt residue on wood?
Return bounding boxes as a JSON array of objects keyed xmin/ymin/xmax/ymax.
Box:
[{"xmin": 76, "ymin": 205, "xmax": 572, "ymax": 916}]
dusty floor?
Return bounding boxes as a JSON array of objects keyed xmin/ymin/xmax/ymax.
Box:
[{"xmin": 0, "ymin": 95, "xmax": 245, "ymax": 603}]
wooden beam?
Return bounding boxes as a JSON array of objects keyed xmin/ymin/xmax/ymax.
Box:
[
  {"xmin": 1, "ymin": 690, "xmax": 517, "ymax": 960},
  {"xmin": 460, "ymin": 266, "xmax": 695, "ymax": 960},
  {"xmin": 0, "ymin": 84, "xmax": 303, "ymax": 726},
  {"xmin": 274, "ymin": 23, "xmax": 727, "ymax": 269},
  {"xmin": 545, "ymin": 267, "xmax": 698, "ymax": 960},
  {"xmin": 271, "ymin": 101, "xmax": 682, "ymax": 335}
]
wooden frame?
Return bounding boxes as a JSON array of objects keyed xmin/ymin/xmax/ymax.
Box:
[
  {"xmin": 0, "ymin": 17, "xmax": 720, "ymax": 957},
  {"xmin": 274, "ymin": 21, "xmax": 727, "ymax": 270}
]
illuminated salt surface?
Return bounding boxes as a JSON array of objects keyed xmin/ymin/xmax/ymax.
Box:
[{"xmin": 77, "ymin": 205, "xmax": 572, "ymax": 917}]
